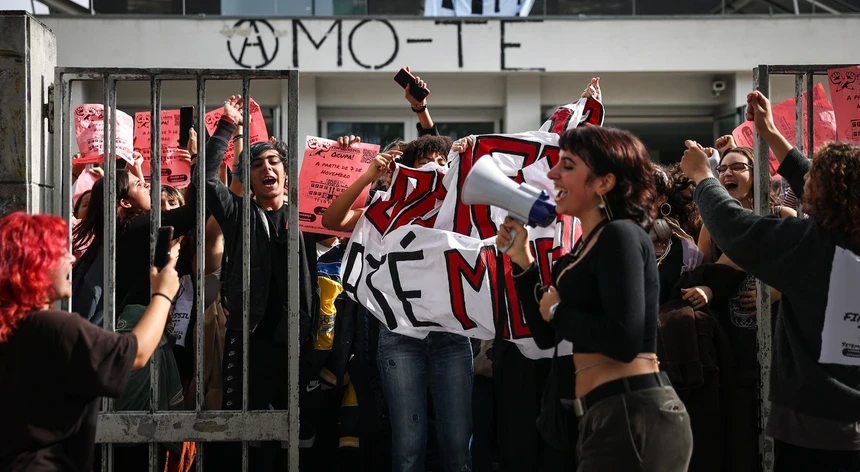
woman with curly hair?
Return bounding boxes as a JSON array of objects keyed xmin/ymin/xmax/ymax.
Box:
[
  {"xmin": 651, "ymin": 163, "xmax": 704, "ymax": 305},
  {"xmin": 0, "ymin": 212, "xmax": 179, "ymax": 472},
  {"xmin": 681, "ymin": 91, "xmax": 860, "ymax": 472},
  {"xmin": 499, "ymin": 126, "xmax": 693, "ymax": 471}
]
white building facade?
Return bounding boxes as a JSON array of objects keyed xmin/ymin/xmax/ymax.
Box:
[{"xmin": 37, "ymin": 9, "xmax": 860, "ymax": 162}]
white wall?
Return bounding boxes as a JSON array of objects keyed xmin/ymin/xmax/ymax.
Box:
[
  {"xmin": 42, "ymin": 15, "xmax": 855, "ymax": 149},
  {"xmin": 41, "ymin": 16, "xmax": 860, "ymax": 73}
]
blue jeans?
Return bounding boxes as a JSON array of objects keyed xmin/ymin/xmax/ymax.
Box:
[{"xmin": 378, "ymin": 327, "xmax": 474, "ymax": 472}]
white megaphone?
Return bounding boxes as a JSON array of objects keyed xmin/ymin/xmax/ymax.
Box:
[{"xmin": 461, "ymin": 155, "xmax": 557, "ymax": 252}]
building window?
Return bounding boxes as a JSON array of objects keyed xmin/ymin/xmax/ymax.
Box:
[
  {"xmin": 435, "ymin": 121, "xmax": 496, "ymax": 141},
  {"xmin": 325, "ymin": 121, "xmax": 406, "ymax": 147}
]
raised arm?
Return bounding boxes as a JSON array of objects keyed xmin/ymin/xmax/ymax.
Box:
[
  {"xmin": 681, "ymin": 140, "xmax": 824, "ymax": 296},
  {"xmin": 322, "ymin": 136, "xmax": 399, "ymax": 232},
  {"xmin": 403, "ymin": 67, "xmax": 439, "ymax": 137},
  {"xmin": 746, "ymin": 91, "xmax": 811, "ymax": 199},
  {"xmin": 201, "ymin": 96, "xmax": 241, "ymax": 229}
]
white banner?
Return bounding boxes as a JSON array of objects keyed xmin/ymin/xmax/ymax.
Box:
[
  {"xmin": 424, "ymin": 0, "xmax": 535, "ymax": 17},
  {"xmin": 340, "ymin": 97, "xmax": 603, "ymax": 359}
]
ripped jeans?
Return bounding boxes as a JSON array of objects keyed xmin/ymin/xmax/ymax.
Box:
[{"xmin": 377, "ymin": 327, "xmax": 474, "ymax": 472}]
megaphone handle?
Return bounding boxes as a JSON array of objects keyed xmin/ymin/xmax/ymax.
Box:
[{"xmin": 497, "ymin": 227, "xmax": 517, "ymax": 253}]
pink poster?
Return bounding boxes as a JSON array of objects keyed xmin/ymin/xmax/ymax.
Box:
[
  {"xmin": 298, "ymin": 136, "xmax": 381, "ymax": 238},
  {"xmin": 204, "ymin": 98, "xmax": 268, "ymax": 168},
  {"xmin": 133, "ymin": 110, "xmax": 192, "ymax": 188},
  {"xmin": 73, "ymin": 104, "xmax": 134, "ymax": 165},
  {"xmin": 827, "ymin": 65, "xmax": 860, "ymax": 144},
  {"xmin": 732, "ymin": 83, "xmax": 836, "ymax": 175}
]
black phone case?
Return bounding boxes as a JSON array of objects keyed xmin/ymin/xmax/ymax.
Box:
[{"xmin": 179, "ymin": 107, "xmax": 194, "ymax": 148}]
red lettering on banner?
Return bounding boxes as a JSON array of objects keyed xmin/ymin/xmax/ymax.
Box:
[
  {"xmin": 580, "ymin": 97, "xmax": 605, "ymax": 127},
  {"xmin": 453, "ymin": 136, "xmax": 542, "ymax": 239},
  {"xmin": 543, "ymin": 97, "xmax": 606, "ymax": 135},
  {"xmin": 533, "ymin": 237, "xmax": 556, "ymax": 287},
  {"xmin": 499, "ymin": 256, "xmax": 531, "ymax": 339},
  {"xmin": 444, "ymin": 246, "xmax": 499, "ymax": 331},
  {"xmin": 364, "ymin": 168, "xmax": 446, "ymax": 235}
]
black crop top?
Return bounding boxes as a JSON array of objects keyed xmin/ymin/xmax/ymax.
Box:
[{"xmin": 513, "ymin": 219, "xmax": 659, "ymax": 362}]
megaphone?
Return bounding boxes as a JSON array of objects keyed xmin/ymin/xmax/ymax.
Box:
[{"xmin": 462, "ymin": 155, "xmax": 557, "ymax": 252}]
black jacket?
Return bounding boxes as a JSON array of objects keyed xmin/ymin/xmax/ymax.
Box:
[{"xmin": 202, "ymin": 118, "xmax": 319, "ymax": 344}]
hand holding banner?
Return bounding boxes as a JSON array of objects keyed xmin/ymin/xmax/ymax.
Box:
[
  {"xmin": 298, "ymin": 136, "xmax": 381, "ymax": 237},
  {"xmin": 204, "ymin": 98, "xmax": 268, "ymax": 167},
  {"xmin": 827, "ymin": 65, "xmax": 860, "ymax": 144},
  {"xmin": 73, "ymin": 104, "xmax": 135, "ymax": 165}
]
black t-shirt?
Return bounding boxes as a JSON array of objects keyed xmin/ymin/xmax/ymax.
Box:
[
  {"xmin": 0, "ymin": 310, "xmax": 137, "ymax": 472},
  {"xmin": 255, "ymin": 206, "xmax": 290, "ymax": 339}
]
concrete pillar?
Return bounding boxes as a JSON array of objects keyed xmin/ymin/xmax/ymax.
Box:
[
  {"xmin": 295, "ymin": 74, "xmax": 317, "ymax": 167},
  {"xmin": 504, "ymin": 74, "xmax": 541, "ymax": 134},
  {"xmin": 0, "ymin": 12, "xmax": 57, "ymax": 217}
]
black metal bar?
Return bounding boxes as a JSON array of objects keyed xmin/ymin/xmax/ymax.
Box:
[
  {"xmin": 286, "ymin": 69, "xmax": 301, "ymax": 472},
  {"xmin": 807, "ymin": 72, "xmax": 815, "ymax": 160},
  {"xmin": 241, "ymin": 77, "xmax": 252, "ymax": 472},
  {"xmin": 102, "ymin": 73, "xmax": 119, "ymax": 472},
  {"xmin": 194, "ymin": 76, "xmax": 207, "ymax": 472},
  {"xmin": 752, "ymin": 65, "xmax": 775, "ymax": 472},
  {"xmin": 147, "ymin": 76, "xmax": 162, "ymax": 472},
  {"xmin": 766, "ymin": 64, "xmax": 857, "ymax": 74}
]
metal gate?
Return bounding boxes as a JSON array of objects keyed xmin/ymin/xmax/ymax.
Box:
[
  {"xmin": 52, "ymin": 68, "xmax": 301, "ymax": 472},
  {"xmin": 751, "ymin": 63, "xmax": 854, "ymax": 472}
]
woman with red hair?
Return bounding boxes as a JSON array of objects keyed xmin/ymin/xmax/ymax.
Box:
[{"xmin": 0, "ymin": 212, "xmax": 179, "ymax": 472}]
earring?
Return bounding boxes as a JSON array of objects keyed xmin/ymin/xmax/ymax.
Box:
[
  {"xmin": 660, "ymin": 202, "xmax": 672, "ymax": 217},
  {"xmin": 598, "ymin": 194, "xmax": 614, "ymax": 220}
]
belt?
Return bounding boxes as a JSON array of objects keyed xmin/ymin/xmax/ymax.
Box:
[{"xmin": 573, "ymin": 372, "xmax": 671, "ymax": 418}]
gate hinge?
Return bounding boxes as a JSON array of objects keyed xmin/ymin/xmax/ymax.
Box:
[{"xmin": 44, "ymin": 84, "xmax": 54, "ymax": 134}]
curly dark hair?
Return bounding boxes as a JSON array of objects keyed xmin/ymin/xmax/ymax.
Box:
[
  {"xmin": 558, "ymin": 126, "xmax": 656, "ymax": 231},
  {"xmin": 400, "ymin": 135, "xmax": 453, "ymax": 168},
  {"xmin": 719, "ymin": 147, "xmax": 779, "ymax": 210},
  {"xmin": 652, "ymin": 163, "xmax": 701, "ymax": 239},
  {"xmin": 807, "ymin": 142, "xmax": 860, "ymax": 253}
]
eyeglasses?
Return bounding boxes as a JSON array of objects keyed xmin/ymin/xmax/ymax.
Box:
[{"xmin": 716, "ymin": 162, "xmax": 753, "ymax": 174}]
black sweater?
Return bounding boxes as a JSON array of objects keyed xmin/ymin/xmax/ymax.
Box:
[
  {"xmin": 694, "ymin": 148, "xmax": 860, "ymax": 421},
  {"xmin": 513, "ymin": 219, "xmax": 660, "ymax": 362},
  {"xmin": 202, "ymin": 118, "xmax": 319, "ymax": 342}
]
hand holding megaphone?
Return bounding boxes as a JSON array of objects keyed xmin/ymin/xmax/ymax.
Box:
[
  {"xmin": 498, "ymin": 217, "xmax": 534, "ymax": 268},
  {"xmin": 461, "ymin": 155, "xmax": 557, "ymax": 259}
]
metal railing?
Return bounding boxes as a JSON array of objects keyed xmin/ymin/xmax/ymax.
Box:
[
  {"xmin": 53, "ymin": 67, "xmax": 300, "ymax": 472},
  {"xmin": 61, "ymin": 0, "xmax": 859, "ymax": 17},
  {"xmin": 751, "ymin": 63, "xmax": 854, "ymax": 472}
]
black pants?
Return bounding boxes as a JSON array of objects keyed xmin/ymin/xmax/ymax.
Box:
[
  {"xmin": 205, "ymin": 330, "xmax": 289, "ymax": 472},
  {"xmin": 775, "ymin": 440, "xmax": 860, "ymax": 472},
  {"xmin": 576, "ymin": 385, "xmax": 692, "ymax": 472},
  {"xmin": 492, "ymin": 342, "xmax": 575, "ymax": 472}
]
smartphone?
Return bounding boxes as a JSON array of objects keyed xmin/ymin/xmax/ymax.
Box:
[
  {"xmin": 179, "ymin": 106, "xmax": 194, "ymax": 148},
  {"xmin": 153, "ymin": 226, "xmax": 174, "ymax": 270},
  {"xmin": 393, "ymin": 68, "xmax": 429, "ymax": 103}
]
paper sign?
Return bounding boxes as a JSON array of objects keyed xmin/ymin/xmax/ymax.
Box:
[
  {"xmin": 827, "ymin": 65, "xmax": 860, "ymax": 144},
  {"xmin": 133, "ymin": 110, "xmax": 192, "ymax": 188},
  {"xmin": 298, "ymin": 136, "xmax": 381, "ymax": 238},
  {"xmin": 73, "ymin": 104, "xmax": 134, "ymax": 165},
  {"xmin": 140, "ymin": 158, "xmax": 192, "ymax": 189},
  {"xmin": 732, "ymin": 83, "xmax": 836, "ymax": 175},
  {"xmin": 204, "ymin": 98, "xmax": 268, "ymax": 168}
]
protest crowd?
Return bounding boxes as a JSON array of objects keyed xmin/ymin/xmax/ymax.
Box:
[{"xmin": 1, "ymin": 69, "xmax": 860, "ymax": 472}]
